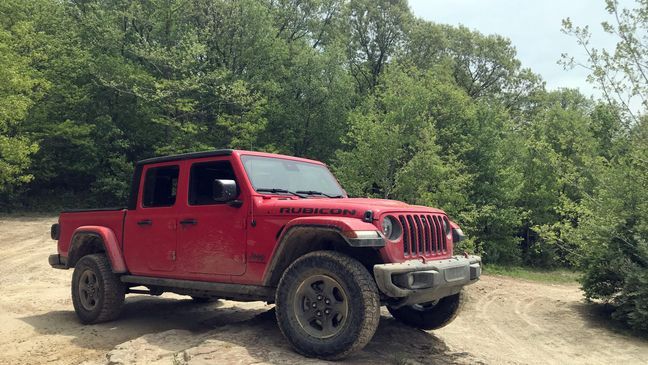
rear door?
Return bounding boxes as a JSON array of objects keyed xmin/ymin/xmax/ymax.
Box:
[
  {"xmin": 176, "ymin": 157, "xmax": 247, "ymax": 277},
  {"xmin": 124, "ymin": 163, "xmax": 182, "ymax": 274}
]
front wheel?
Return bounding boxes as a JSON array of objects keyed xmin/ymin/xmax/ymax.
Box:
[
  {"xmin": 275, "ymin": 251, "xmax": 380, "ymax": 360},
  {"xmin": 71, "ymin": 254, "xmax": 125, "ymax": 324},
  {"xmin": 387, "ymin": 292, "xmax": 463, "ymax": 330}
]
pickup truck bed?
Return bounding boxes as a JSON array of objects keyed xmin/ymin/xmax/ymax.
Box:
[{"xmin": 57, "ymin": 208, "xmax": 126, "ymax": 259}]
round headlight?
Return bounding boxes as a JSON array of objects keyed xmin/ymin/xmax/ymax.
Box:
[
  {"xmin": 381, "ymin": 216, "xmax": 402, "ymax": 241},
  {"xmin": 382, "ymin": 217, "xmax": 393, "ymax": 237}
]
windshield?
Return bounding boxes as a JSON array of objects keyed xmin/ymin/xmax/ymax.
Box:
[{"xmin": 241, "ymin": 155, "xmax": 345, "ymax": 197}]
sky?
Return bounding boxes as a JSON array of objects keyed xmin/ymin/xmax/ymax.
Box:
[{"xmin": 408, "ymin": 0, "xmax": 635, "ymax": 98}]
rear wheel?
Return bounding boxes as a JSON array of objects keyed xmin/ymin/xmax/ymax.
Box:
[
  {"xmin": 71, "ymin": 254, "xmax": 125, "ymax": 324},
  {"xmin": 275, "ymin": 251, "xmax": 380, "ymax": 360},
  {"xmin": 387, "ymin": 292, "xmax": 463, "ymax": 330}
]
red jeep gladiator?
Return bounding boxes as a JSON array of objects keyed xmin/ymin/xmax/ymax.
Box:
[{"xmin": 49, "ymin": 149, "xmax": 481, "ymax": 359}]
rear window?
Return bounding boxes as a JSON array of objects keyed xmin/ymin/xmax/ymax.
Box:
[{"xmin": 142, "ymin": 165, "xmax": 179, "ymax": 207}]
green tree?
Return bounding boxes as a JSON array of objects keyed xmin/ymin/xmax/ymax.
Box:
[
  {"xmin": 573, "ymin": 118, "xmax": 648, "ymax": 330},
  {"xmin": 518, "ymin": 89, "xmax": 603, "ymax": 266},
  {"xmin": 342, "ymin": 0, "xmax": 412, "ymax": 93},
  {"xmin": 0, "ymin": 0, "xmax": 47, "ymax": 200},
  {"xmin": 334, "ymin": 64, "xmax": 524, "ymax": 259},
  {"xmin": 562, "ymin": 0, "xmax": 648, "ymax": 330},
  {"xmin": 263, "ymin": 44, "xmax": 354, "ymax": 160},
  {"xmin": 266, "ymin": 0, "xmax": 342, "ymax": 48},
  {"xmin": 405, "ymin": 20, "xmax": 542, "ymax": 107},
  {"xmin": 561, "ymin": 0, "xmax": 648, "ymax": 122}
]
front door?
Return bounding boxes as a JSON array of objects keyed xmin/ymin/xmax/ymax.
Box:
[
  {"xmin": 124, "ymin": 163, "xmax": 181, "ymax": 274},
  {"xmin": 176, "ymin": 158, "xmax": 247, "ymax": 276}
]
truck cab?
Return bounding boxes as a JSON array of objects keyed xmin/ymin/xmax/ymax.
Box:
[{"xmin": 49, "ymin": 149, "xmax": 480, "ymax": 359}]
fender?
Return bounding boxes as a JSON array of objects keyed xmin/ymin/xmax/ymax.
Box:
[
  {"xmin": 449, "ymin": 220, "xmax": 465, "ymax": 243},
  {"xmin": 69, "ymin": 226, "xmax": 128, "ymax": 273},
  {"xmin": 279, "ymin": 216, "xmax": 385, "ymax": 247},
  {"xmin": 262, "ymin": 216, "xmax": 384, "ymax": 286}
]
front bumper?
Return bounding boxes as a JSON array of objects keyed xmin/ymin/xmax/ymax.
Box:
[{"xmin": 373, "ymin": 255, "xmax": 481, "ymax": 307}]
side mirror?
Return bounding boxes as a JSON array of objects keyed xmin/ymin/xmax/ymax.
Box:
[{"xmin": 213, "ymin": 179, "xmax": 237, "ymax": 202}]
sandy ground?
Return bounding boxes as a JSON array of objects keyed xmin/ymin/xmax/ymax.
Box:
[{"xmin": 1, "ymin": 216, "xmax": 647, "ymax": 365}]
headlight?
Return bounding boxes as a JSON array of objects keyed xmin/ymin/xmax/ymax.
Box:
[
  {"xmin": 381, "ymin": 216, "xmax": 402, "ymax": 241},
  {"xmin": 452, "ymin": 227, "xmax": 465, "ymax": 242}
]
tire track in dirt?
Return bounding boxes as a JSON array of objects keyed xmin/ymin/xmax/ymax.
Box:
[{"xmin": 437, "ymin": 276, "xmax": 648, "ymax": 364}]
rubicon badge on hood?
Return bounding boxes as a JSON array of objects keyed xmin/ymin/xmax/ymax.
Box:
[{"xmin": 279, "ymin": 207, "xmax": 357, "ymax": 215}]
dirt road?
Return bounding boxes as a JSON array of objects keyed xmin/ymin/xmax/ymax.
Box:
[{"xmin": 1, "ymin": 216, "xmax": 647, "ymax": 365}]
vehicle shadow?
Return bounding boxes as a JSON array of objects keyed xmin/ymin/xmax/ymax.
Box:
[
  {"xmin": 19, "ymin": 295, "xmax": 270, "ymax": 352},
  {"xmin": 20, "ymin": 297, "xmax": 481, "ymax": 364},
  {"xmin": 128, "ymin": 309, "xmax": 482, "ymax": 364}
]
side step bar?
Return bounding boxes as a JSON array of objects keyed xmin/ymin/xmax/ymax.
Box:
[{"xmin": 120, "ymin": 275, "xmax": 275, "ymax": 302}]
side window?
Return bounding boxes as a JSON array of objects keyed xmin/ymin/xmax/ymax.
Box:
[
  {"xmin": 142, "ymin": 165, "xmax": 179, "ymax": 207},
  {"xmin": 189, "ymin": 161, "xmax": 238, "ymax": 205}
]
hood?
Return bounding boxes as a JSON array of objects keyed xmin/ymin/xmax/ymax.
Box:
[{"xmin": 254, "ymin": 196, "xmax": 445, "ymax": 218}]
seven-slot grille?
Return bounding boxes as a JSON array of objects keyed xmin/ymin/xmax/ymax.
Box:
[{"xmin": 397, "ymin": 214, "xmax": 448, "ymax": 257}]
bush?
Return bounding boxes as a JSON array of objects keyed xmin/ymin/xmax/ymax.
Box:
[{"xmin": 575, "ymin": 120, "xmax": 648, "ymax": 331}]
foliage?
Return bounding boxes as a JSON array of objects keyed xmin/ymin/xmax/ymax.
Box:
[
  {"xmin": 0, "ymin": 0, "xmax": 47, "ymax": 200},
  {"xmin": 343, "ymin": 0, "xmax": 411, "ymax": 93},
  {"xmin": 406, "ymin": 21, "xmax": 542, "ymax": 103},
  {"xmin": 517, "ymin": 90, "xmax": 604, "ymax": 267},
  {"xmin": 334, "ymin": 63, "xmax": 525, "ymax": 263},
  {"xmin": 571, "ymin": 119, "xmax": 648, "ymax": 331},
  {"xmin": 561, "ymin": 0, "xmax": 648, "ymax": 331},
  {"xmin": 561, "ymin": 0, "xmax": 648, "ymax": 123}
]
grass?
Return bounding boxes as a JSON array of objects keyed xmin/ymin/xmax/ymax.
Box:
[{"xmin": 483, "ymin": 264, "xmax": 582, "ymax": 284}]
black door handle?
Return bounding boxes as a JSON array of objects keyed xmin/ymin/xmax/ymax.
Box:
[
  {"xmin": 137, "ymin": 219, "xmax": 152, "ymax": 226},
  {"xmin": 180, "ymin": 218, "xmax": 197, "ymax": 225}
]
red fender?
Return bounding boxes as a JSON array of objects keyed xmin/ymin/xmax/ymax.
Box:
[
  {"xmin": 71, "ymin": 226, "xmax": 128, "ymax": 273},
  {"xmin": 262, "ymin": 216, "xmax": 382, "ymax": 286},
  {"xmin": 280, "ymin": 216, "xmax": 381, "ymax": 238}
]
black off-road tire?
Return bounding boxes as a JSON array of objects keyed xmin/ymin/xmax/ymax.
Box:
[
  {"xmin": 387, "ymin": 292, "xmax": 463, "ymax": 330},
  {"xmin": 275, "ymin": 251, "xmax": 380, "ymax": 360},
  {"xmin": 71, "ymin": 254, "xmax": 125, "ymax": 324}
]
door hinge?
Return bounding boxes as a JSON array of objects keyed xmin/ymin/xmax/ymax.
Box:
[{"xmin": 170, "ymin": 251, "xmax": 176, "ymax": 261}]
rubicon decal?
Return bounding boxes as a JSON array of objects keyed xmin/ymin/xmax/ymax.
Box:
[{"xmin": 279, "ymin": 207, "xmax": 357, "ymax": 215}]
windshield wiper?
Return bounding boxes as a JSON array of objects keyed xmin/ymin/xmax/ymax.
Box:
[
  {"xmin": 295, "ymin": 190, "xmax": 344, "ymax": 198},
  {"xmin": 256, "ymin": 188, "xmax": 307, "ymax": 198}
]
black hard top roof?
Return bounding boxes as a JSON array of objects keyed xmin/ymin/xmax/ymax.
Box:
[{"xmin": 136, "ymin": 149, "xmax": 233, "ymax": 165}]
